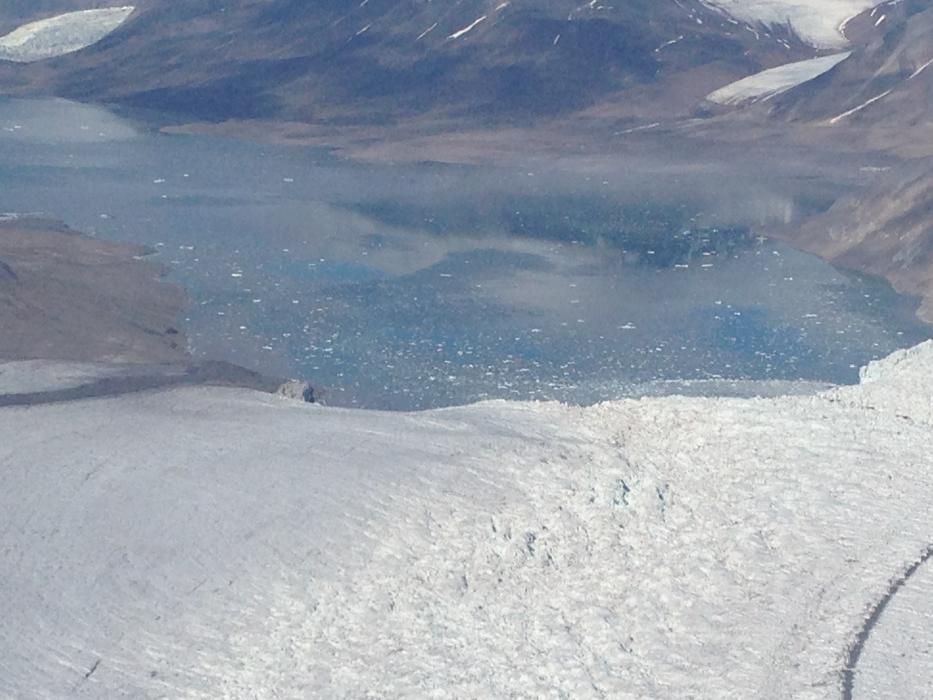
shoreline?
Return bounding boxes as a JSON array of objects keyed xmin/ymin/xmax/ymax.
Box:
[{"xmin": 0, "ymin": 216, "xmax": 314, "ymax": 400}]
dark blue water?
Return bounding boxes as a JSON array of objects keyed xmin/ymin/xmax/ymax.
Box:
[{"xmin": 1, "ymin": 97, "xmax": 929, "ymax": 409}]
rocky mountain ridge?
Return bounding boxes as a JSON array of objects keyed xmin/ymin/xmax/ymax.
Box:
[
  {"xmin": 0, "ymin": 0, "xmax": 811, "ymax": 123},
  {"xmin": 2, "ymin": 1, "xmax": 932, "ymax": 328},
  {"xmin": 770, "ymin": 0, "xmax": 932, "ymax": 143}
]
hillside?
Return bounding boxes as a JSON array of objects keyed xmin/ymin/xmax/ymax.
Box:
[
  {"xmin": 737, "ymin": 3, "xmax": 933, "ymax": 322},
  {"xmin": 787, "ymin": 162, "xmax": 933, "ymax": 322},
  {"xmin": 769, "ymin": 0, "xmax": 933, "ymax": 154},
  {"xmin": 0, "ymin": 216, "xmax": 186, "ymax": 363},
  {"xmin": 0, "ymin": 0, "xmax": 813, "ymax": 124}
]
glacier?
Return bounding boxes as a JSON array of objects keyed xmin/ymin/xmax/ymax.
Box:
[
  {"xmin": 707, "ymin": 51, "xmax": 851, "ymax": 105},
  {"xmin": 706, "ymin": 0, "xmax": 884, "ymax": 48},
  {"xmin": 1, "ymin": 342, "xmax": 932, "ymax": 697},
  {"xmin": 0, "ymin": 7, "xmax": 135, "ymax": 63}
]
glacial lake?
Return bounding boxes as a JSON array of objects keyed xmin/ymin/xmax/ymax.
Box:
[{"xmin": 1, "ymin": 97, "xmax": 930, "ymax": 409}]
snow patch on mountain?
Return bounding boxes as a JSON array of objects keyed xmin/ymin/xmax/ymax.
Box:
[
  {"xmin": 0, "ymin": 7, "xmax": 134, "ymax": 63},
  {"xmin": 708, "ymin": 51, "xmax": 851, "ymax": 105},
  {"xmin": 1, "ymin": 342, "xmax": 932, "ymax": 696}
]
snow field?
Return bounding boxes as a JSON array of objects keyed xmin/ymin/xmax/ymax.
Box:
[
  {"xmin": 0, "ymin": 7, "xmax": 135, "ymax": 63},
  {"xmin": 707, "ymin": 51, "xmax": 851, "ymax": 105},
  {"xmin": 1, "ymin": 342, "xmax": 932, "ymax": 697}
]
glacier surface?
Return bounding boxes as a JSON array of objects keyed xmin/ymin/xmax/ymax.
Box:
[
  {"xmin": 708, "ymin": 51, "xmax": 851, "ymax": 105},
  {"xmin": 2, "ymin": 342, "xmax": 932, "ymax": 697}
]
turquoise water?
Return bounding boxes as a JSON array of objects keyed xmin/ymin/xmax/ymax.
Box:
[{"xmin": 1, "ymin": 98, "xmax": 929, "ymax": 409}]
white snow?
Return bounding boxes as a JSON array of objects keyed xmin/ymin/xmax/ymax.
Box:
[
  {"xmin": 1, "ymin": 342, "xmax": 933, "ymax": 696},
  {"xmin": 615, "ymin": 121, "xmax": 661, "ymax": 135},
  {"xmin": 908, "ymin": 57, "xmax": 933, "ymax": 80},
  {"xmin": 828, "ymin": 87, "xmax": 893, "ymax": 124},
  {"xmin": 448, "ymin": 15, "xmax": 487, "ymax": 40},
  {"xmin": 704, "ymin": 0, "xmax": 884, "ymax": 48},
  {"xmin": 708, "ymin": 51, "xmax": 851, "ymax": 104},
  {"xmin": 416, "ymin": 22, "xmax": 438, "ymax": 40},
  {"xmin": 0, "ymin": 7, "xmax": 135, "ymax": 63},
  {"xmin": 655, "ymin": 34, "xmax": 685, "ymax": 52}
]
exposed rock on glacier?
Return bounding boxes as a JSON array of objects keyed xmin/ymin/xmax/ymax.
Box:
[{"xmin": 276, "ymin": 379, "xmax": 316, "ymax": 403}]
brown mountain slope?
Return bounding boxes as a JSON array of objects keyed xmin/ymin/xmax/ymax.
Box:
[
  {"xmin": 0, "ymin": 0, "xmax": 808, "ymax": 125},
  {"xmin": 710, "ymin": 4, "xmax": 933, "ymax": 322},
  {"xmin": 0, "ymin": 217, "xmax": 187, "ymax": 363}
]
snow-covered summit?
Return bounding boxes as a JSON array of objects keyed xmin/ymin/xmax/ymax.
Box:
[{"xmin": 1, "ymin": 342, "xmax": 932, "ymax": 697}]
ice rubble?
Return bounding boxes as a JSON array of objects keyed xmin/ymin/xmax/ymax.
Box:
[
  {"xmin": 1, "ymin": 341, "xmax": 931, "ymax": 697},
  {"xmin": 0, "ymin": 7, "xmax": 135, "ymax": 63}
]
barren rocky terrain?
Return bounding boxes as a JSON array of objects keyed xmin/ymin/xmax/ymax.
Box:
[{"xmin": 0, "ymin": 215, "xmax": 186, "ymax": 363}]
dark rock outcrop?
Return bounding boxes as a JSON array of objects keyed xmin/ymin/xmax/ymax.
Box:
[{"xmin": 276, "ymin": 379, "xmax": 316, "ymax": 404}]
